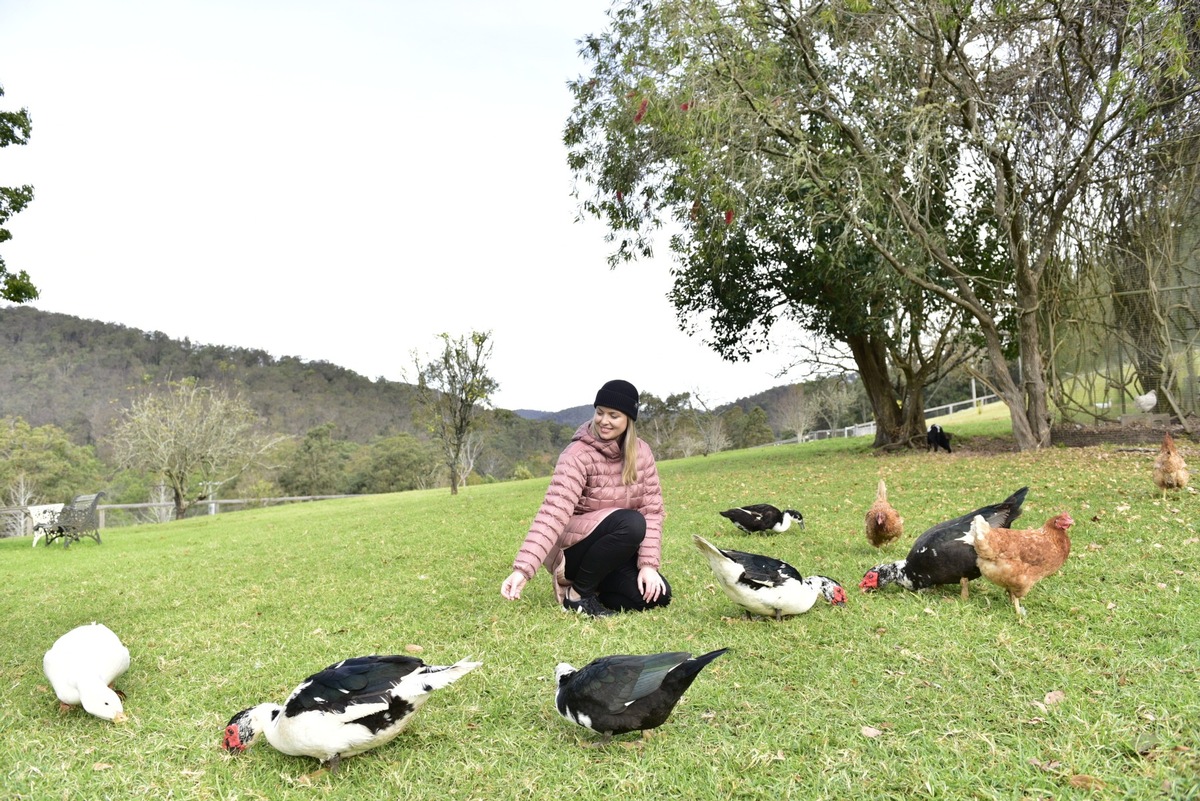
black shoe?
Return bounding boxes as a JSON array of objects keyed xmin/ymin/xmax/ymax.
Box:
[{"xmin": 563, "ymin": 594, "xmax": 615, "ymax": 618}]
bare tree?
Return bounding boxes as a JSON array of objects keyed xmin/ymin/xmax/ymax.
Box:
[
  {"xmin": 456, "ymin": 430, "xmax": 487, "ymax": 489},
  {"xmin": 775, "ymin": 385, "xmax": 817, "ymax": 444},
  {"xmin": 688, "ymin": 395, "xmax": 730, "ymax": 456},
  {"xmin": 109, "ymin": 379, "xmax": 282, "ymax": 519},
  {"xmin": 410, "ymin": 331, "xmax": 498, "ymax": 495}
]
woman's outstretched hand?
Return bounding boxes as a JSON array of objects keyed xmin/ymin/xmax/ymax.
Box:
[{"xmin": 501, "ymin": 570, "xmax": 528, "ymax": 600}]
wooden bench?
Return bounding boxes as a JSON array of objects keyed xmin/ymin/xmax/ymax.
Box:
[{"xmin": 34, "ymin": 492, "xmax": 106, "ymax": 547}]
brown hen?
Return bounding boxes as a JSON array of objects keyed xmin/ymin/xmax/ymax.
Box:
[
  {"xmin": 1152, "ymin": 432, "xmax": 1189, "ymax": 501},
  {"xmin": 969, "ymin": 512, "xmax": 1073, "ymax": 617},
  {"xmin": 865, "ymin": 478, "xmax": 903, "ymax": 548}
]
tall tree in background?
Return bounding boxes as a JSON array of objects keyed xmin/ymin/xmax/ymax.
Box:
[
  {"xmin": 566, "ymin": 0, "xmax": 1198, "ymax": 450},
  {"xmin": 109, "ymin": 380, "xmax": 282, "ymax": 519},
  {"xmin": 0, "ymin": 416, "xmax": 103, "ymax": 508},
  {"xmin": 410, "ymin": 331, "xmax": 498, "ymax": 495},
  {"xmin": 0, "ymin": 84, "xmax": 37, "ymax": 303}
]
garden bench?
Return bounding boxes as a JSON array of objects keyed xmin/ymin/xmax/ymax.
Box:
[{"xmin": 34, "ymin": 492, "xmax": 106, "ymax": 547}]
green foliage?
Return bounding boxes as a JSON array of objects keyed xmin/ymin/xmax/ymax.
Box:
[
  {"xmin": 0, "ymin": 416, "xmax": 103, "ymax": 502},
  {"xmin": 411, "ymin": 331, "xmax": 499, "ymax": 494},
  {"xmin": 276, "ymin": 424, "xmax": 357, "ymax": 496},
  {"xmin": 0, "ymin": 83, "xmax": 37, "ymax": 303},
  {"xmin": 343, "ymin": 433, "xmax": 441, "ymax": 493},
  {"xmin": 2, "ymin": 421, "xmax": 1197, "ymax": 799},
  {"xmin": 722, "ymin": 405, "xmax": 774, "ymax": 449}
]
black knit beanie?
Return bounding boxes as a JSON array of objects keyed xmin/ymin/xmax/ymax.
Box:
[{"xmin": 594, "ymin": 379, "xmax": 639, "ymax": 421}]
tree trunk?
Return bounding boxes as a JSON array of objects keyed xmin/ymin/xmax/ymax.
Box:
[
  {"xmin": 172, "ymin": 486, "xmax": 187, "ymax": 521},
  {"xmin": 847, "ymin": 334, "xmax": 909, "ymax": 448}
]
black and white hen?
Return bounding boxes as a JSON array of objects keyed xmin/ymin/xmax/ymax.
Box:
[
  {"xmin": 859, "ymin": 487, "xmax": 1029, "ymax": 599},
  {"xmin": 718, "ymin": 504, "xmax": 804, "ymax": 534},
  {"xmin": 222, "ymin": 655, "xmax": 481, "ymax": 772},
  {"xmin": 555, "ymin": 649, "xmax": 727, "ymax": 743}
]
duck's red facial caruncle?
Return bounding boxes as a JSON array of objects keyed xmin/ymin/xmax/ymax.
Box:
[
  {"xmin": 859, "ymin": 570, "xmax": 880, "ymax": 592},
  {"xmin": 829, "ymin": 586, "xmax": 848, "ymax": 606},
  {"xmin": 222, "ymin": 723, "xmax": 246, "ymax": 751}
]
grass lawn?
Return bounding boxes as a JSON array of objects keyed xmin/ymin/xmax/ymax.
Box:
[{"xmin": 2, "ymin": 418, "xmax": 1197, "ymax": 800}]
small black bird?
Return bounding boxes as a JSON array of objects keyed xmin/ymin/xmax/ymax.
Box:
[
  {"xmin": 926, "ymin": 424, "xmax": 953, "ymax": 453},
  {"xmin": 555, "ymin": 649, "xmax": 728, "ymax": 742},
  {"xmin": 718, "ymin": 504, "xmax": 804, "ymax": 534}
]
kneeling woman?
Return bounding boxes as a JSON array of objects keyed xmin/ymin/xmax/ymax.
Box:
[{"xmin": 500, "ymin": 379, "xmax": 671, "ymax": 617}]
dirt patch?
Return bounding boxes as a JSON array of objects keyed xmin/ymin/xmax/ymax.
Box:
[
  {"xmin": 1050, "ymin": 418, "xmax": 1196, "ymax": 448},
  {"xmin": 939, "ymin": 418, "xmax": 1196, "ymax": 454}
]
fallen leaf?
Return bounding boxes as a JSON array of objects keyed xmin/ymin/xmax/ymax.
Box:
[
  {"xmin": 861, "ymin": 726, "xmax": 883, "ymax": 738},
  {"xmin": 92, "ymin": 763, "xmax": 113, "ymax": 771},
  {"xmin": 1044, "ymin": 690, "xmax": 1066, "ymax": 705},
  {"xmin": 1029, "ymin": 758, "xmax": 1062, "ymax": 772},
  {"xmin": 404, "ymin": 644, "xmax": 424, "ymax": 654},
  {"xmin": 1132, "ymin": 733, "xmax": 1160, "ymax": 756},
  {"xmin": 1069, "ymin": 774, "xmax": 1107, "ymax": 790}
]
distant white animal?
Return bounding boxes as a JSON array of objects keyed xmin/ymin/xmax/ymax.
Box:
[{"xmin": 1134, "ymin": 389, "xmax": 1157, "ymax": 413}]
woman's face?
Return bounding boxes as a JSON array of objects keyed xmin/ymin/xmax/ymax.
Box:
[{"xmin": 593, "ymin": 406, "xmax": 629, "ymax": 441}]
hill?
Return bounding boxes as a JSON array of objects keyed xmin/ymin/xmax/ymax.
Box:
[{"xmin": 0, "ymin": 306, "xmax": 584, "ymax": 462}]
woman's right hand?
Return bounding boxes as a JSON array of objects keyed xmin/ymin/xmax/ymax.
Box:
[{"xmin": 500, "ymin": 570, "xmax": 528, "ymax": 600}]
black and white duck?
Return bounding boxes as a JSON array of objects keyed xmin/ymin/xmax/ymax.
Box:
[
  {"xmin": 718, "ymin": 504, "xmax": 804, "ymax": 534},
  {"xmin": 694, "ymin": 534, "xmax": 846, "ymax": 619},
  {"xmin": 555, "ymin": 649, "xmax": 727, "ymax": 743},
  {"xmin": 222, "ymin": 654, "xmax": 481, "ymax": 772}
]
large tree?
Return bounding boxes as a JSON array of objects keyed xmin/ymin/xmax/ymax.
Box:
[
  {"xmin": 566, "ymin": 0, "xmax": 1199, "ymax": 450},
  {"xmin": 410, "ymin": 331, "xmax": 498, "ymax": 495},
  {"xmin": 109, "ymin": 380, "xmax": 282, "ymax": 519},
  {"xmin": 0, "ymin": 84, "xmax": 37, "ymax": 303},
  {"xmin": 0, "ymin": 416, "xmax": 103, "ymax": 511}
]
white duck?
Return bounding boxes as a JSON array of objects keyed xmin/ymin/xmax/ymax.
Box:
[
  {"xmin": 693, "ymin": 535, "xmax": 846, "ymax": 620},
  {"xmin": 222, "ymin": 654, "xmax": 481, "ymax": 772},
  {"xmin": 43, "ymin": 622, "xmax": 130, "ymax": 723}
]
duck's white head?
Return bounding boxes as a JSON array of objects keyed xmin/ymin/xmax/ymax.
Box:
[
  {"xmin": 80, "ymin": 684, "xmax": 127, "ymax": 723},
  {"xmin": 221, "ymin": 704, "xmax": 280, "ymax": 752}
]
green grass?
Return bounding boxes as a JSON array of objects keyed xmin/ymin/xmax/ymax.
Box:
[{"xmin": 3, "ymin": 418, "xmax": 1198, "ymax": 800}]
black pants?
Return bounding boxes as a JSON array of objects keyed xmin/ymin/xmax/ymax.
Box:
[{"xmin": 563, "ymin": 508, "xmax": 672, "ymax": 612}]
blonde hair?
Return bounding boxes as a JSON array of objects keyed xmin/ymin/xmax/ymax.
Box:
[
  {"xmin": 620, "ymin": 420, "xmax": 638, "ymax": 485},
  {"xmin": 589, "ymin": 417, "xmax": 639, "ymax": 485}
]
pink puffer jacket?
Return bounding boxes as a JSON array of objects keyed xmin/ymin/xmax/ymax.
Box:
[{"xmin": 511, "ymin": 422, "xmax": 665, "ymax": 585}]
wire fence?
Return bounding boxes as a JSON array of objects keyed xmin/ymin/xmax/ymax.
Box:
[{"xmin": 0, "ymin": 494, "xmax": 355, "ymax": 539}]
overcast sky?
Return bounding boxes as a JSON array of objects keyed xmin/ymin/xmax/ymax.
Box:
[{"xmin": 0, "ymin": 0, "xmax": 810, "ymax": 412}]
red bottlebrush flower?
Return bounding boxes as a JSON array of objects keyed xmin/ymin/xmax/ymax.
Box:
[
  {"xmin": 724, "ymin": 209, "xmax": 734, "ymax": 225},
  {"xmin": 680, "ymin": 102, "xmax": 690, "ymax": 111},
  {"xmin": 634, "ymin": 98, "xmax": 648, "ymax": 123},
  {"xmin": 616, "ymin": 191, "xmax": 625, "ymax": 203}
]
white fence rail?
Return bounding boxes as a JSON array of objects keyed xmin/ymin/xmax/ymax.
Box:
[
  {"xmin": 798, "ymin": 394, "xmax": 1002, "ymax": 443},
  {"xmin": 0, "ymin": 494, "xmax": 355, "ymax": 537}
]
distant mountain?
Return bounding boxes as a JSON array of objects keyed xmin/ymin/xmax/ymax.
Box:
[
  {"xmin": 512, "ymin": 406, "xmax": 593, "ymax": 426},
  {"xmin": 0, "ymin": 306, "xmax": 575, "ymax": 457}
]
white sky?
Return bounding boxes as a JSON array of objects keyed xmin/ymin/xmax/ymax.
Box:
[{"xmin": 0, "ymin": 0, "xmax": 808, "ymax": 412}]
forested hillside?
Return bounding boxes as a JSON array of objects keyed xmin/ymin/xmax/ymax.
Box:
[{"xmin": 0, "ymin": 306, "xmax": 582, "ymax": 482}]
